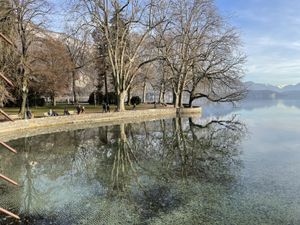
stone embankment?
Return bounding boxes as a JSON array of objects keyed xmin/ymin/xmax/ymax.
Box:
[{"xmin": 0, "ymin": 108, "xmax": 201, "ymax": 141}]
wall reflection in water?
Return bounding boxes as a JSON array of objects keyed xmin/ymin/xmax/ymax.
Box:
[{"xmin": 0, "ymin": 117, "xmax": 246, "ymax": 225}]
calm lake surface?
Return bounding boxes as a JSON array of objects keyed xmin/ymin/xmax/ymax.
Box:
[{"xmin": 1, "ymin": 100, "xmax": 300, "ymax": 225}]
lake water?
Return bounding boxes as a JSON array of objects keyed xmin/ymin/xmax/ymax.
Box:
[{"xmin": 1, "ymin": 100, "xmax": 300, "ymax": 225}]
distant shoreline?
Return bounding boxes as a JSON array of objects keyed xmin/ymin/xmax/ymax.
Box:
[{"xmin": 0, "ymin": 108, "xmax": 201, "ymax": 142}]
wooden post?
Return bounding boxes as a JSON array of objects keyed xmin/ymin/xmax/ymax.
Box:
[
  {"xmin": 0, "ymin": 208, "xmax": 20, "ymax": 220},
  {"xmin": 0, "ymin": 141, "xmax": 17, "ymax": 153}
]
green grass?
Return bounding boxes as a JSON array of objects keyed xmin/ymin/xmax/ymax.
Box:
[{"xmin": 2, "ymin": 103, "xmax": 169, "ymax": 118}]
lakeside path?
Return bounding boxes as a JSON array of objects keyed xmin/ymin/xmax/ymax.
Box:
[{"xmin": 0, "ymin": 108, "xmax": 201, "ymax": 142}]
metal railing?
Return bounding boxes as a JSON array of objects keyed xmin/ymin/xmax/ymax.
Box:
[
  {"xmin": 0, "ymin": 141, "xmax": 20, "ymax": 220},
  {"xmin": 0, "ymin": 32, "xmax": 19, "ymax": 219}
]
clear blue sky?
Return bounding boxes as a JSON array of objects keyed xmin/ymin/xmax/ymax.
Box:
[
  {"xmin": 50, "ymin": 0, "xmax": 300, "ymax": 86},
  {"xmin": 216, "ymin": 0, "xmax": 300, "ymax": 85}
]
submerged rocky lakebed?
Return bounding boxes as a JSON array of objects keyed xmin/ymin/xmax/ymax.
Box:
[{"xmin": 1, "ymin": 100, "xmax": 300, "ymax": 224}]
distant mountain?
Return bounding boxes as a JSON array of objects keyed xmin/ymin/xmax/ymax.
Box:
[
  {"xmin": 281, "ymin": 83, "xmax": 300, "ymax": 92},
  {"xmin": 244, "ymin": 81, "xmax": 300, "ymax": 100},
  {"xmin": 244, "ymin": 81, "xmax": 281, "ymax": 92}
]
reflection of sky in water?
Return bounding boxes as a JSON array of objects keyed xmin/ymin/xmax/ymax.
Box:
[
  {"xmin": 237, "ymin": 101, "xmax": 300, "ymax": 197},
  {"xmin": 205, "ymin": 100, "xmax": 300, "ymax": 224},
  {"xmin": 1, "ymin": 100, "xmax": 300, "ymax": 224}
]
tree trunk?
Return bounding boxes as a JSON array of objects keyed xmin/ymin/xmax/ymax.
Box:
[
  {"xmin": 120, "ymin": 123, "xmax": 127, "ymax": 142},
  {"xmin": 178, "ymin": 91, "xmax": 183, "ymax": 108},
  {"xmin": 172, "ymin": 91, "xmax": 176, "ymax": 105},
  {"xmin": 159, "ymin": 83, "xmax": 165, "ymax": 104},
  {"xmin": 52, "ymin": 96, "xmax": 56, "ymax": 106},
  {"xmin": 94, "ymin": 91, "xmax": 97, "ymax": 107},
  {"xmin": 187, "ymin": 86, "xmax": 196, "ymax": 107},
  {"xmin": 117, "ymin": 91, "xmax": 126, "ymax": 112},
  {"xmin": 0, "ymin": 91, "xmax": 4, "ymax": 108},
  {"xmin": 19, "ymin": 73, "xmax": 28, "ymax": 118},
  {"xmin": 72, "ymin": 71, "xmax": 77, "ymax": 104},
  {"xmin": 127, "ymin": 88, "xmax": 131, "ymax": 105},
  {"xmin": 20, "ymin": 90, "xmax": 28, "ymax": 118},
  {"xmin": 142, "ymin": 82, "xmax": 147, "ymax": 103},
  {"xmin": 104, "ymin": 71, "xmax": 108, "ymax": 103},
  {"xmin": 174, "ymin": 92, "xmax": 180, "ymax": 108},
  {"xmin": 188, "ymin": 96, "xmax": 194, "ymax": 108}
]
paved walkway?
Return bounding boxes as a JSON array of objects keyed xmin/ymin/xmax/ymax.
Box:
[{"xmin": 0, "ymin": 108, "xmax": 201, "ymax": 141}]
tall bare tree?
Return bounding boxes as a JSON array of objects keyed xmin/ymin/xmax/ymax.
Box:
[
  {"xmin": 92, "ymin": 27, "xmax": 111, "ymax": 102},
  {"xmin": 74, "ymin": 0, "xmax": 165, "ymax": 111},
  {"xmin": 11, "ymin": 0, "xmax": 51, "ymax": 117},
  {"xmin": 63, "ymin": 27, "xmax": 91, "ymax": 104},
  {"xmin": 155, "ymin": 0, "xmax": 245, "ymax": 108}
]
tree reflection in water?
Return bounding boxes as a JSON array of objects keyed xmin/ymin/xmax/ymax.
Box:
[{"xmin": 0, "ymin": 116, "xmax": 246, "ymax": 225}]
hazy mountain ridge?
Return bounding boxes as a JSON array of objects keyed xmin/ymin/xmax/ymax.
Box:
[
  {"xmin": 245, "ymin": 81, "xmax": 300, "ymax": 92},
  {"xmin": 245, "ymin": 81, "xmax": 300, "ymax": 99}
]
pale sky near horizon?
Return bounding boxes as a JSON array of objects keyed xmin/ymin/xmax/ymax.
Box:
[
  {"xmin": 50, "ymin": 0, "xmax": 300, "ymax": 86},
  {"xmin": 216, "ymin": 0, "xmax": 300, "ymax": 86}
]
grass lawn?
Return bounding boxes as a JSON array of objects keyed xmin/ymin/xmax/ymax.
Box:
[{"xmin": 1, "ymin": 103, "xmax": 170, "ymax": 118}]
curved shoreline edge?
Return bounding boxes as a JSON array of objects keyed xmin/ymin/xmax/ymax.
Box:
[{"xmin": 0, "ymin": 108, "xmax": 201, "ymax": 142}]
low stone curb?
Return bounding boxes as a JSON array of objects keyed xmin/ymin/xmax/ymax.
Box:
[{"xmin": 0, "ymin": 108, "xmax": 201, "ymax": 141}]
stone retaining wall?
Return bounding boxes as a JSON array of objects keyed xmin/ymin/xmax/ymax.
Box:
[{"xmin": 0, "ymin": 108, "xmax": 201, "ymax": 141}]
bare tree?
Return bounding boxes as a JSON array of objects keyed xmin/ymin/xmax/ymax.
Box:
[
  {"xmin": 134, "ymin": 63, "xmax": 156, "ymax": 103},
  {"xmin": 155, "ymin": 0, "xmax": 245, "ymax": 108},
  {"xmin": 185, "ymin": 26, "xmax": 246, "ymax": 107},
  {"xmin": 151, "ymin": 60, "xmax": 172, "ymax": 105},
  {"xmin": 92, "ymin": 27, "xmax": 112, "ymax": 102},
  {"xmin": 63, "ymin": 26, "xmax": 91, "ymax": 104},
  {"xmin": 74, "ymin": 0, "xmax": 165, "ymax": 111},
  {"xmin": 30, "ymin": 37, "xmax": 73, "ymax": 106},
  {"xmin": 11, "ymin": 0, "xmax": 51, "ymax": 117}
]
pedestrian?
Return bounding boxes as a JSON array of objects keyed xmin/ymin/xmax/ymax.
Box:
[
  {"xmin": 26, "ymin": 110, "xmax": 32, "ymax": 119},
  {"xmin": 64, "ymin": 107, "xmax": 70, "ymax": 116},
  {"xmin": 76, "ymin": 105, "xmax": 81, "ymax": 114},
  {"xmin": 102, "ymin": 102, "xmax": 107, "ymax": 113},
  {"xmin": 81, "ymin": 106, "xmax": 85, "ymax": 113},
  {"xmin": 48, "ymin": 109, "xmax": 53, "ymax": 116}
]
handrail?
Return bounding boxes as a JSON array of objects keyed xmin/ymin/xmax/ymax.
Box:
[
  {"xmin": 0, "ymin": 71, "xmax": 14, "ymax": 122},
  {"xmin": 0, "ymin": 140, "xmax": 20, "ymax": 220},
  {"xmin": 0, "ymin": 109, "xmax": 14, "ymax": 122},
  {"xmin": 0, "ymin": 72, "xmax": 14, "ymax": 87},
  {"xmin": 0, "ymin": 208, "xmax": 20, "ymax": 220},
  {"xmin": 0, "ymin": 33, "xmax": 20, "ymax": 221},
  {"xmin": 0, "ymin": 174, "xmax": 19, "ymax": 186},
  {"xmin": 0, "ymin": 141, "xmax": 17, "ymax": 153}
]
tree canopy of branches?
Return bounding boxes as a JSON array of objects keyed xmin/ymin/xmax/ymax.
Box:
[
  {"xmin": 0, "ymin": 0, "xmax": 18, "ymax": 107},
  {"xmin": 30, "ymin": 37, "xmax": 73, "ymax": 105},
  {"xmin": 92, "ymin": 27, "xmax": 112, "ymax": 102},
  {"xmin": 1, "ymin": 0, "xmax": 246, "ymax": 117},
  {"xmin": 63, "ymin": 27, "xmax": 91, "ymax": 104},
  {"xmin": 4, "ymin": 0, "xmax": 51, "ymax": 117},
  {"xmin": 155, "ymin": 0, "xmax": 245, "ymax": 108},
  {"xmin": 75, "ymin": 0, "xmax": 165, "ymax": 111}
]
